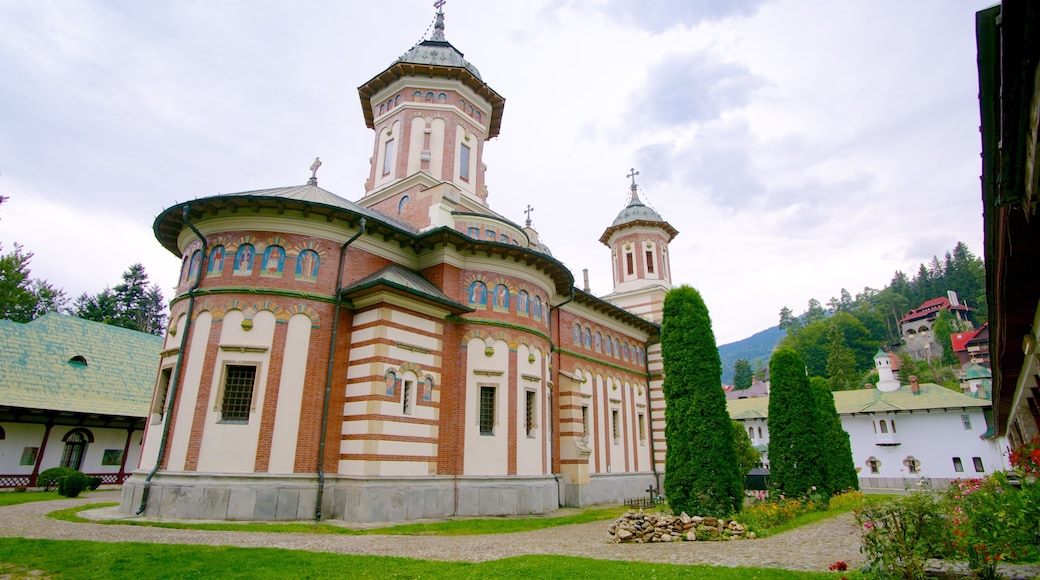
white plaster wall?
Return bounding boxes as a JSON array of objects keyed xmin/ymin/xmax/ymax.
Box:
[
  {"xmin": 606, "ymin": 379, "xmax": 625, "ymax": 472},
  {"xmin": 195, "ymin": 310, "xmax": 275, "ymax": 473},
  {"xmin": 163, "ymin": 311, "xmax": 212, "ymax": 471},
  {"xmin": 374, "ymin": 120, "xmax": 402, "ymax": 189},
  {"xmin": 633, "ymin": 395, "xmax": 652, "ymax": 470},
  {"xmin": 515, "ymin": 344, "xmax": 543, "ymax": 476},
  {"xmin": 267, "ymin": 313, "xmax": 312, "ymax": 474},
  {"xmin": 454, "ymin": 125, "xmax": 475, "ymax": 196},
  {"xmin": 842, "ymin": 409, "xmax": 1007, "ymax": 481},
  {"xmin": 464, "ymin": 337, "xmax": 508, "ymax": 475},
  {"xmin": 0, "ymin": 423, "xmax": 45, "ymax": 474},
  {"xmin": 388, "ymin": 309, "xmax": 438, "ymax": 333},
  {"xmin": 138, "ymin": 312, "xmax": 188, "ymax": 469}
]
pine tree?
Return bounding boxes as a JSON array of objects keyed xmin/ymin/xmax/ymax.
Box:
[
  {"xmin": 74, "ymin": 263, "xmax": 166, "ymax": 335},
  {"xmin": 661, "ymin": 286, "xmax": 742, "ymax": 517},
  {"xmin": 809, "ymin": 377, "xmax": 859, "ymax": 495},
  {"xmin": 767, "ymin": 348, "xmax": 825, "ymax": 497},
  {"xmin": 0, "ymin": 243, "xmax": 67, "ymax": 322},
  {"xmin": 733, "ymin": 358, "xmax": 753, "ymax": 390}
]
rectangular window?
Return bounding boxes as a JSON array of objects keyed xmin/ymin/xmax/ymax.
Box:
[
  {"xmin": 973, "ymin": 457, "xmax": 984, "ymax": 472},
  {"xmin": 383, "ymin": 139, "xmax": 395, "ymax": 175},
  {"xmin": 152, "ymin": 367, "xmax": 173, "ymax": 423},
  {"xmin": 638, "ymin": 413, "xmax": 646, "ymax": 445},
  {"xmin": 612, "ymin": 409, "xmax": 620, "ymax": 445},
  {"xmin": 953, "ymin": 457, "xmax": 964, "ymax": 472},
  {"xmin": 868, "ymin": 460, "xmax": 880, "ymax": 474},
  {"xmin": 525, "ymin": 390, "xmax": 536, "ymax": 437},
  {"xmin": 220, "ymin": 365, "xmax": 257, "ymax": 422},
  {"xmin": 402, "ymin": 380, "xmax": 413, "ymax": 415},
  {"xmin": 460, "ymin": 143, "xmax": 471, "ymax": 181},
  {"xmin": 961, "ymin": 414, "xmax": 972, "ymax": 430},
  {"xmin": 645, "ymin": 250, "xmax": 654, "ymax": 273},
  {"xmin": 625, "ymin": 252, "xmax": 634, "ymax": 275},
  {"xmin": 19, "ymin": 447, "xmax": 38, "ymax": 466},
  {"xmin": 581, "ymin": 405, "xmax": 589, "ymax": 437},
  {"xmin": 479, "ymin": 386, "xmax": 495, "ymax": 435}
]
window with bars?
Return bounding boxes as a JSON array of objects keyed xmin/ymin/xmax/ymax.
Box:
[
  {"xmin": 612, "ymin": 409, "xmax": 620, "ymax": 445},
  {"xmin": 479, "ymin": 386, "xmax": 495, "ymax": 435},
  {"xmin": 638, "ymin": 413, "xmax": 646, "ymax": 445},
  {"xmin": 525, "ymin": 390, "xmax": 536, "ymax": 437},
  {"xmin": 581, "ymin": 405, "xmax": 589, "ymax": 437},
  {"xmin": 402, "ymin": 380, "xmax": 414, "ymax": 415},
  {"xmin": 220, "ymin": 365, "xmax": 257, "ymax": 422}
]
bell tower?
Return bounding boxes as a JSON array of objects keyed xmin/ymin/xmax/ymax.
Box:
[
  {"xmin": 599, "ymin": 169, "xmax": 678, "ymax": 323},
  {"xmin": 355, "ymin": 4, "xmax": 505, "ymax": 231}
]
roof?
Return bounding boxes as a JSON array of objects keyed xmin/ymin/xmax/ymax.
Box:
[
  {"xmin": 599, "ymin": 186, "xmax": 678, "ymax": 245},
  {"xmin": 727, "ymin": 382, "xmax": 990, "ymax": 420},
  {"xmin": 951, "ymin": 328, "xmax": 981, "ymax": 353},
  {"xmin": 0, "ymin": 313, "xmax": 162, "ymax": 418},
  {"xmin": 339, "ymin": 264, "xmax": 471, "ymax": 315},
  {"xmin": 900, "ymin": 296, "xmax": 970, "ymax": 323},
  {"xmin": 964, "ymin": 364, "xmax": 992, "ymax": 380},
  {"xmin": 725, "ymin": 379, "xmax": 769, "ymax": 400},
  {"xmin": 396, "ymin": 11, "xmax": 482, "ymax": 80}
]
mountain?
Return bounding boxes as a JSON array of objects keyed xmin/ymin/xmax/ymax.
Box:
[{"xmin": 718, "ymin": 326, "xmax": 785, "ymax": 385}]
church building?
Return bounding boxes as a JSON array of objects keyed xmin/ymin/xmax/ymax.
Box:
[{"xmin": 120, "ymin": 6, "xmax": 678, "ymax": 522}]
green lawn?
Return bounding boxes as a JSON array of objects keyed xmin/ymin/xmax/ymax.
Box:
[
  {"xmin": 0, "ymin": 539, "xmax": 855, "ymax": 579},
  {"xmin": 0, "ymin": 490, "xmax": 65, "ymax": 507}
]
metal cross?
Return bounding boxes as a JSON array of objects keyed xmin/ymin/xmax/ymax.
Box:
[
  {"xmin": 524, "ymin": 204, "xmax": 534, "ymax": 228},
  {"xmin": 310, "ymin": 157, "xmax": 322, "ymax": 179},
  {"xmin": 627, "ymin": 168, "xmax": 639, "ymax": 187},
  {"xmin": 434, "ymin": 0, "xmax": 445, "ymax": 10}
]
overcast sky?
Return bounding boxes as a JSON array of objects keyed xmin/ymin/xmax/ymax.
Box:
[{"xmin": 0, "ymin": 0, "xmax": 992, "ymax": 344}]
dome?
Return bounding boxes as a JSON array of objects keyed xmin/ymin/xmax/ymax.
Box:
[
  {"xmin": 395, "ymin": 10, "xmax": 482, "ymax": 80},
  {"xmin": 611, "ymin": 195, "xmax": 664, "ymax": 227}
]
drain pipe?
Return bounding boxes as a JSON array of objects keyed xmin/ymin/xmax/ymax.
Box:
[
  {"xmin": 137, "ymin": 204, "xmax": 207, "ymax": 514},
  {"xmin": 315, "ymin": 217, "xmax": 366, "ymax": 521},
  {"xmin": 643, "ymin": 341, "xmax": 661, "ymax": 495},
  {"xmin": 548, "ymin": 287, "xmax": 575, "ymax": 507}
]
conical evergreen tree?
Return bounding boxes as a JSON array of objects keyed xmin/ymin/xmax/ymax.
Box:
[
  {"xmin": 767, "ymin": 348, "xmax": 826, "ymax": 497},
  {"xmin": 809, "ymin": 377, "xmax": 860, "ymax": 495},
  {"xmin": 661, "ymin": 285, "xmax": 742, "ymax": 516}
]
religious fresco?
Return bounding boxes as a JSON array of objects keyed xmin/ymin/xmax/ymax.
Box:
[
  {"xmin": 385, "ymin": 370, "xmax": 397, "ymax": 396},
  {"xmin": 422, "ymin": 377, "xmax": 434, "ymax": 402},
  {"xmin": 262, "ymin": 246, "xmax": 285, "ymax": 276},
  {"xmin": 233, "ymin": 244, "xmax": 254, "ymax": 275},
  {"xmin": 532, "ymin": 296, "xmax": 542, "ymax": 322},
  {"xmin": 208, "ymin": 245, "xmax": 225, "ymax": 275},
  {"xmin": 517, "ymin": 290, "xmax": 529, "ymax": 315},
  {"xmin": 295, "ymin": 249, "xmax": 320, "ymax": 281},
  {"xmin": 594, "ymin": 332, "xmax": 602, "ymax": 352},
  {"xmin": 583, "ymin": 327, "xmax": 591, "ymax": 348},
  {"xmin": 468, "ymin": 281, "xmax": 488, "ymax": 306},
  {"xmin": 187, "ymin": 250, "xmax": 202, "ymax": 282},
  {"xmin": 494, "ymin": 284, "xmax": 509, "ymax": 309}
]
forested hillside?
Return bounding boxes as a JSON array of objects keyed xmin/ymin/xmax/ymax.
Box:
[{"xmin": 718, "ymin": 242, "xmax": 985, "ymax": 390}]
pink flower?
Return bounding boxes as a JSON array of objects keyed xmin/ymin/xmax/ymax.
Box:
[{"xmin": 863, "ymin": 521, "xmax": 874, "ymax": 530}]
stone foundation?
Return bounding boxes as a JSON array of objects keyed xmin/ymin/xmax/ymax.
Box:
[
  {"xmin": 119, "ymin": 472, "xmax": 560, "ymax": 522},
  {"xmin": 563, "ymin": 472, "xmax": 658, "ymax": 507}
]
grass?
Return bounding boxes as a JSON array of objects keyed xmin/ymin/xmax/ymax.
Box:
[
  {"xmin": 0, "ymin": 491, "xmax": 64, "ymax": 507},
  {"xmin": 0, "ymin": 538, "xmax": 856, "ymax": 579},
  {"xmin": 49, "ymin": 503, "xmax": 629, "ymax": 536}
]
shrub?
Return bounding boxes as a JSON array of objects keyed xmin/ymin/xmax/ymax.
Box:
[
  {"xmin": 60, "ymin": 471, "xmax": 89, "ymax": 498},
  {"xmin": 87, "ymin": 476, "xmax": 103, "ymax": 491},
  {"xmin": 828, "ymin": 490, "xmax": 868, "ymax": 512},
  {"xmin": 739, "ymin": 496, "xmax": 822, "ymax": 532},
  {"xmin": 767, "ymin": 349, "xmax": 826, "ymax": 498},
  {"xmin": 36, "ymin": 467, "xmax": 79, "ymax": 492},
  {"xmin": 942, "ymin": 473, "xmax": 1040, "ymax": 564},
  {"xmin": 855, "ymin": 492, "xmax": 949, "ymax": 579}
]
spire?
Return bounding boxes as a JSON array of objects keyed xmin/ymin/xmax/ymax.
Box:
[
  {"xmin": 524, "ymin": 204, "xmax": 534, "ymax": 228},
  {"xmin": 626, "ymin": 168, "xmax": 643, "ymax": 206},
  {"xmin": 431, "ymin": 0, "xmax": 446, "ymax": 41}
]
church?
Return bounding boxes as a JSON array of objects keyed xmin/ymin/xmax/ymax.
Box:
[{"xmin": 119, "ymin": 6, "xmax": 678, "ymax": 522}]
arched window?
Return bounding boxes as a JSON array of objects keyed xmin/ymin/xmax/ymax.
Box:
[
  {"xmin": 208, "ymin": 245, "xmax": 225, "ymax": 275},
  {"xmin": 468, "ymin": 281, "xmax": 488, "ymax": 307},
  {"xmin": 60, "ymin": 429, "xmax": 93, "ymax": 471},
  {"xmin": 904, "ymin": 456, "xmax": 920, "ymax": 474},
  {"xmin": 425, "ymin": 91, "xmax": 435, "ymax": 102},
  {"xmin": 413, "ymin": 90, "xmax": 423, "ymax": 101},
  {"xmin": 398, "ymin": 195, "xmax": 410, "ymax": 215},
  {"xmin": 748, "ymin": 426, "xmax": 754, "ymax": 438},
  {"xmin": 879, "ymin": 420, "xmax": 889, "ymax": 433},
  {"xmin": 757, "ymin": 427, "xmax": 763, "ymax": 438},
  {"xmin": 891, "ymin": 420, "xmax": 897, "ymax": 433},
  {"xmin": 379, "ymin": 103, "xmax": 385, "ymax": 115},
  {"xmin": 394, "ymin": 95, "xmax": 400, "ymax": 106},
  {"xmin": 437, "ymin": 93, "xmax": 447, "ymax": 103}
]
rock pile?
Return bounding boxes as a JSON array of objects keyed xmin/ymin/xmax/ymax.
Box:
[{"xmin": 607, "ymin": 510, "xmax": 755, "ymax": 543}]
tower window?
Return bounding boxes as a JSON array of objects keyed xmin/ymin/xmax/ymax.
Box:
[
  {"xmin": 612, "ymin": 410, "xmax": 620, "ymax": 444},
  {"xmin": 220, "ymin": 365, "xmax": 257, "ymax": 423},
  {"xmin": 581, "ymin": 405, "xmax": 589, "ymax": 436},
  {"xmin": 625, "ymin": 252, "xmax": 634, "ymax": 275},
  {"xmin": 638, "ymin": 413, "xmax": 646, "ymax": 445},
  {"xmin": 383, "ymin": 139, "xmax": 395, "ymax": 176},
  {"xmin": 646, "ymin": 250, "xmax": 654, "ymax": 273},
  {"xmin": 152, "ymin": 367, "xmax": 173, "ymax": 424},
  {"xmin": 525, "ymin": 390, "xmax": 537, "ymax": 437},
  {"xmin": 402, "ymin": 380, "xmax": 414, "ymax": 415},
  {"xmin": 460, "ymin": 143, "xmax": 471, "ymax": 181}
]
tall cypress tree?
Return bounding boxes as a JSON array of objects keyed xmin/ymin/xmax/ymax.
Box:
[
  {"xmin": 661, "ymin": 286, "xmax": 742, "ymax": 517},
  {"xmin": 767, "ymin": 348, "xmax": 825, "ymax": 497},
  {"xmin": 810, "ymin": 377, "xmax": 860, "ymax": 495}
]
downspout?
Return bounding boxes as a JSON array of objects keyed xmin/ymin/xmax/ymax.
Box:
[
  {"xmin": 644, "ymin": 340, "xmax": 660, "ymax": 495},
  {"xmin": 548, "ymin": 287, "xmax": 575, "ymax": 507},
  {"xmin": 137, "ymin": 204, "xmax": 207, "ymax": 514},
  {"xmin": 315, "ymin": 217, "xmax": 366, "ymax": 521}
]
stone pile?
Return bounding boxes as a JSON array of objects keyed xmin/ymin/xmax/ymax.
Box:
[{"xmin": 607, "ymin": 510, "xmax": 755, "ymax": 543}]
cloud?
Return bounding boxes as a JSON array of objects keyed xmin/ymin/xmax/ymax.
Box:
[
  {"xmin": 631, "ymin": 53, "xmax": 764, "ymax": 126},
  {"xmin": 604, "ymin": 0, "xmax": 768, "ymax": 32}
]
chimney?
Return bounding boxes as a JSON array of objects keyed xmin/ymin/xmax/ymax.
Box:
[
  {"xmin": 910, "ymin": 375, "xmax": 920, "ymax": 394},
  {"xmin": 582, "ymin": 269, "xmax": 590, "ymax": 293}
]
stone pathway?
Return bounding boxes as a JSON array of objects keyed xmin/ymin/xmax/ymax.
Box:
[{"xmin": 0, "ymin": 491, "xmax": 863, "ymax": 573}]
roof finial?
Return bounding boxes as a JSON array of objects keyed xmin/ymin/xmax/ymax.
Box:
[
  {"xmin": 308, "ymin": 157, "xmax": 322, "ymax": 185},
  {"xmin": 626, "ymin": 168, "xmax": 642, "ymax": 205},
  {"xmin": 431, "ymin": 0, "xmax": 446, "ymax": 41},
  {"xmin": 524, "ymin": 204, "xmax": 534, "ymax": 228}
]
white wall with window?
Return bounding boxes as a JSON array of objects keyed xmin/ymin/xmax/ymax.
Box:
[
  {"xmin": 464, "ymin": 337, "xmax": 509, "ymax": 475},
  {"xmin": 515, "ymin": 343, "xmax": 545, "ymax": 476}
]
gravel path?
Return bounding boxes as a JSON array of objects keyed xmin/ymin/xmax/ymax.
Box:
[{"xmin": 1, "ymin": 491, "xmax": 863, "ymax": 572}]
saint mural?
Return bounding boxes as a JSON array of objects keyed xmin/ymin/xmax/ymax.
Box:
[
  {"xmin": 209, "ymin": 246, "xmax": 224, "ymax": 274},
  {"xmin": 234, "ymin": 244, "xmax": 254, "ymax": 274},
  {"xmin": 469, "ymin": 281, "xmax": 487, "ymax": 305},
  {"xmin": 263, "ymin": 246, "xmax": 284, "ymax": 275}
]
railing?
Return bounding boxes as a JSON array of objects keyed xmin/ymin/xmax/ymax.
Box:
[{"xmin": 0, "ymin": 472, "xmax": 130, "ymax": 488}]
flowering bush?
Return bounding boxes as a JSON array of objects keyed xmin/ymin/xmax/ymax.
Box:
[
  {"xmin": 855, "ymin": 492, "xmax": 948, "ymax": 579},
  {"xmin": 941, "ymin": 472, "xmax": 1040, "ymax": 565},
  {"xmin": 739, "ymin": 496, "xmax": 823, "ymax": 532},
  {"xmin": 1010, "ymin": 434, "xmax": 1040, "ymax": 476},
  {"xmin": 828, "ymin": 490, "xmax": 868, "ymax": 512}
]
